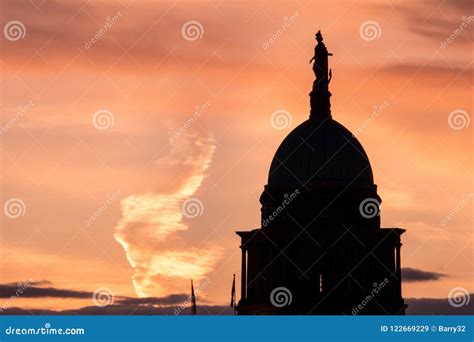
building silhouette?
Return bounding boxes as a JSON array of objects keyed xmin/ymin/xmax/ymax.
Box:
[{"xmin": 235, "ymin": 31, "xmax": 406, "ymax": 315}]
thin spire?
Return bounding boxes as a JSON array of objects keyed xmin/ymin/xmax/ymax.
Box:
[
  {"xmin": 230, "ymin": 274, "xmax": 236, "ymax": 309},
  {"xmin": 309, "ymin": 30, "xmax": 333, "ymax": 120},
  {"xmin": 190, "ymin": 279, "xmax": 196, "ymax": 315}
]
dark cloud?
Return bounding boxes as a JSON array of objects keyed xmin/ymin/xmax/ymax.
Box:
[
  {"xmin": 1, "ymin": 298, "xmax": 471, "ymax": 315},
  {"xmin": 406, "ymin": 296, "xmax": 473, "ymax": 315},
  {"xmin": 402, "ymin": 267, "xmax": 447, "ymax": 282},
  {"xmin": 0, "ymin": 284, "xmax": 91, "ymax": 299},
  {"xmin": 0, "ymin": 305, "xmax": 234, "ymax": 316},
  {"xmin": 379, "ymin": 63, "xmax": 473, "ymax": 79},
  {"xmin": 1, "ymin": 280, "xmax": 470, "ymax": 315},
  {"xmin": 394, "ymin": 1, "xmax": 473, "ymax": 42},
  {"xmin": 0, "ymin": 282, "xmax": 188, "ymax": 306},
  {"xmin": 442, "ymin": 0, "xmax": 472, "ymax": 13},
  {"xmin": 4, "ymin": 280, "xmax": 51, "ymax": 287},
  {"xmin": 116, "ymin": 294, "xmax": 191, "ymax": 306},
  {"xmin": 1, "ymin": 0, "xmax": 263, "ymax": 72}
]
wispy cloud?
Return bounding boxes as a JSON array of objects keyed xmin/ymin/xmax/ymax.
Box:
[
  {"xmin": 379, "ymin": 64, "xmax": 473, "ymax": 79},
  {"xmin": 0, "ymin": 282, "xmax": 189, "ymax": 306},
  {"xmin": 0, "ymin": 283, "xmax": 90, "ymax": 299},
  {"xmin": 388, "ymin": 0, "xmax": 473, "ymax": 42},
  {"xmin": 402, "ymin": 267, "xmax": 447, "ymax": 282},
  {"xmin": 114, "ymin": 132, "xmax": 222, "ymax": 297}
]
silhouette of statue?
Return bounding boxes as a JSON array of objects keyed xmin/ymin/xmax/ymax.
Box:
[
  {"xmin": 309, "ymin": 30, "xmax": 333, "ymax": 120},
  {"xmin": 309, "ymin": 30, "xmax": 332, "ymax": 80}
]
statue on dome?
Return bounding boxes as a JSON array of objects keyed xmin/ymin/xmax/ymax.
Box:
[
  {"xmin": 308, "ymin": 30, "xmax": 333, "ymax": 119},
  {"xmin": 309, "ymin": 30, "xmax": 332, "ymax": 81}
]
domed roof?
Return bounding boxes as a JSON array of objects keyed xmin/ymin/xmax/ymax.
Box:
[{"xmin": 268, "ymin": 118, "xmax": 374, "ymax": 186}]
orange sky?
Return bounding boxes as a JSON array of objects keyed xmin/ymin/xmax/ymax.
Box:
[{"xmin": 1, "ymin": 0, "xmax": 472, "ymax": 311}]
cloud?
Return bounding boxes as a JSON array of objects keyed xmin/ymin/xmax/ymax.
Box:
[
  {"xmin": 1, "ymin": 0, "xmax": 263, "ymax": 73},
  {"xmin": 2, "ymin": 297, "xmax": 472, "ymax": 315},
  {"xmin": 406, "ymin": 296, "xmax": 473, "ymax": 315},
  {"xmin": 395, "ymin": 1, "xmax": 473, "ymax": 42},
  {"xmin": 0, "ymin": 304, "xmax": 234, "ymax": 316},
  {"xmin": 0, "ymin": 282, "xmax": 189, "ymax": 306},
  {"xmin": 1, "ymin": 281, "xmax": 471, "ymax": 316},
  {"xmin": 116, "ymin": 294, "xmax": 191, "ymax": 306},
  {"xmin": 0, "ymin": 284, "xmax": 91, "ymax": 299},
  {"xmin": 379, "ymin": 63, "xmax": 473, "ymax": 79},
  {"xmin": 114, "ymin": 132, "xmax": 223, "ymax": 298},
  {"xmin": 402, "ymin": 267, "xmax": 447, "ymax": 282},
  {"xmin": 4, "ymin": 280, "xmax": 51, "ymax": 287}
]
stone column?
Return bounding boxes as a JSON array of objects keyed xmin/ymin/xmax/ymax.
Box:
[
  {"xmin": 395, "ymin": 242, "xmax": 402, "ymax": 298},
  {"xmin": 241, "ymin": 245, "xmax": 247, "ymax": 300}
]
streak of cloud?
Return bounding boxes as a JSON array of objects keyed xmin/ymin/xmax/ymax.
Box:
[
  {"xmin": 0, "ymin": 282, "xmax": 189, "ymax": 306},
  {"xmin": 114, "ymin": 132, "xmax": 222, "ymax": 297},
  {"xmin": 401, "ymin": 267, "xmax": 447, "ymax": 282}
]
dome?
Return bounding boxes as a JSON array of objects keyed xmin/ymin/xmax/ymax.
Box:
[{"xmin": 268, "ymin": 118, "xmax": 374, "ymax": 186}]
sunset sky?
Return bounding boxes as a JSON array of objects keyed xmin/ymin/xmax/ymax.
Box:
[{"xmin": 0, "ymin": 0, "xmax": 472, "ymax": 313}]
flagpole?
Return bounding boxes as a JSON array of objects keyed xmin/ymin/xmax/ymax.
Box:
[
  {"xmin": 230, "ymin": 273, "xmax": 236, "ymax": 315},
  {"xmin": 191, "ymin": 279, "xmax": 196, "ymax": 315}
]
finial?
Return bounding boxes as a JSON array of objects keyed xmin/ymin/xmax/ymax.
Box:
[
  {"xmin": 309, "ymin": 30, "xmax": 332, "ymax": 120},
  {"xmin": 315, "ymin": 30, "xmax": 323, "ymax": 43}
]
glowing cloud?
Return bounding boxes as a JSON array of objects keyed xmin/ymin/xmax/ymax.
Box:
[{"xmin": 114, "ymin": 132, "xmax": 222, "ymax": 298}]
